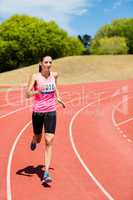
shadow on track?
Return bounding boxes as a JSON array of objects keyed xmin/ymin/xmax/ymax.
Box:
[{"xmin": 16, "ymin": 165, "xmax": 54, "ymax": 187}]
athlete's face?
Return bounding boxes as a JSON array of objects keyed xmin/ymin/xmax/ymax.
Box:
[{"xmin": 42, "ymin": 57, "xmax": 52, "ymax": 72}]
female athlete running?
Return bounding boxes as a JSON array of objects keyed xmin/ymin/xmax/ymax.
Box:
[{"xmin": 26, "ymin": 56, "xmax": 65, "ymax": 183}]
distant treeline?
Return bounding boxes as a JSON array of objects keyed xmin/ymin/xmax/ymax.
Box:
[{"xmin": 0, "ymin": 15, "xmax": 133, "ymax": 72}]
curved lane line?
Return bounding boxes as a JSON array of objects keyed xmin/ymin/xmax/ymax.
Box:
[{"xmin": 69, "ymin": 97, "xmax": 115, "ymax": 200}]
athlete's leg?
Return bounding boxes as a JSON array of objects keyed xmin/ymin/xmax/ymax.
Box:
[
  {"xmin": 43, "ymin": 133, "xmax": 55, "ymax": 183},
  {"xmin": 43, "ymin": 111, "xmax": 56, "ymax": 178},
  {"xmin": 32, "ymin": 134, "xmax": 42, "ymax": 143},
  {"xmin": 44, "ymin": 133, "xmax": 55, "ymax": 172},
  {"xmin": 31, "ymin": 112, "xmax": 44, "ymax": 150}
]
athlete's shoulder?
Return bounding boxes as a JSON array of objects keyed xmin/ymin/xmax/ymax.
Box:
[{"xmin": 52, "ymin": 71, "xmax": 58, "ymax": 79}]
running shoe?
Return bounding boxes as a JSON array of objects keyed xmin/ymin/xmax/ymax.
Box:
[
  {"xmin": 42, "ymin": 172, "xmax": 52, "ymax": 183},
  {"xmin": 30, "ymin": 141, "xmax": 36, "ymax": 151}
]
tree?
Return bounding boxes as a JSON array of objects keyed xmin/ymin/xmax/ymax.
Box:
[
  {"xmin": 78, "ymin": 34, "xmax": 91, "ymax": 48},
  {"xmin": 0, "ymin": 15, "xmax": 84, "ymax": 72},
  {"xmin": 78, "ymin": 34, "xmax": 92, "ymax": 54}
]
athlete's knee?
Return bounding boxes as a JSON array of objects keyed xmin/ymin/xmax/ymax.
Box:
[
  {"xmin": 34, "ymin": 134, "xmax": 42, "ymax": 143},
  {"xmin": 37, "ymin": 138, "xmax": 41, "ymax": 143},
  {"xmin": 45, "ymin": 137, "xmax": 54, "ymax": 145}
]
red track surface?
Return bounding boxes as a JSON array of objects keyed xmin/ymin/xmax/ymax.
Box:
[{"xmin": 0, "ymin": 80, "xmax": 133, "ymax": 200}]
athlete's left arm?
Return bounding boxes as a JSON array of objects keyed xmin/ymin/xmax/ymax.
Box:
[{"xmin": 54, "ymin": 72, "xmax": 65, "ymax": 108}]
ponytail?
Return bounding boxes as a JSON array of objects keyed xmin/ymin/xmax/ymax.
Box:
[
  {"xmin": 39, "ymin": 63, "xmax": 42, "ymax": 72},
  {"xmin": 39, "ymin": 56, "xmax": 44, "ymax": 72}
]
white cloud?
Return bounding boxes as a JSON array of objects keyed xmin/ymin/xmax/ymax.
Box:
[
  {"xmin": 104, "ymin": 0, "xmax": 123, "ymax": 13},
  {"xmin": 0, "ymin": 0, "xmax": 92, "ymax": 34}
]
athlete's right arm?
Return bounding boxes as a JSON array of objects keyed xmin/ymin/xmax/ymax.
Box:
[{"xmin": 25, "ymin": 74, "xmax": 40, "ymax": 98}]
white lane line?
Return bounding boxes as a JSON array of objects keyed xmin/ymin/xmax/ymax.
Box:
[
  {"xmin": 7, "ymin": 120, "xmax": 32, "ymax": 200},
  {"xmin": 69, "ymin": 98, "xmax": 115, "ymax": 200},
  {"xmin": 0, "ymin": 99, "xmax": 30, "ymax": 108},
  {"xmin": 117, "ymin": 117, "xmax": 133, "ymax": 126},
  {"xmin": 123, "ymin": 134, "xmax": 127, "ymax": 138},
  {"xmin": 0, "ymin": 105, "xmax": 31, "ymax": 119},
  {"xmin": 112, "ymin": 96, "xmax": 133, "ymax": 127},
  {"xmin": 112, "ymin": 96, "xmax": 133, "ymax": 143},
  {"xmin": 127, "ymin": 139, "xmax": 132, "ymax": 143}
]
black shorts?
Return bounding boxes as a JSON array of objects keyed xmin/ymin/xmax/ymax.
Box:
[{"xmin": 32, "ymin": 111, "xmax": 56, "ymax": 135}]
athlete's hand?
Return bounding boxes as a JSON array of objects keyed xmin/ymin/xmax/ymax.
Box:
[{"xmin": 57, "ymin": 97, "xmax": 66, "ymax": 108}]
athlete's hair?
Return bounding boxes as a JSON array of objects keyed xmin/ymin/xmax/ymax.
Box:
[
  {"xmin": 39, "ymin": 56, "xmax": 52, "ymax": 72},
  {"xmin": 39, "ymin": 63, "xmax": 42, "ymax": 72}
]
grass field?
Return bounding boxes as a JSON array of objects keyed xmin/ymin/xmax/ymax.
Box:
[{"xmin": 0, "ymin": 55, "xmax": 133, "ymax": 86}]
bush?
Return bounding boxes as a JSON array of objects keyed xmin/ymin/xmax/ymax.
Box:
[
  {"xmin": 91, "ymin": 18, "xmax": 133, "ymax": 54},
  {"xmin": 90, "ymin": 36, "xmax": 128, "ymax": 55}
]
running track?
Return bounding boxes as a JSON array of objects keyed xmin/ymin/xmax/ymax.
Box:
[{"xmin": 0, "ymin": 80, "xmax": 133, "ymax": 200}]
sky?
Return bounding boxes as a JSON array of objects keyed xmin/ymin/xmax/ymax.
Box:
[{"xmin": 0, "ymin": 0, "xmax": 133, "ymax": 36}]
